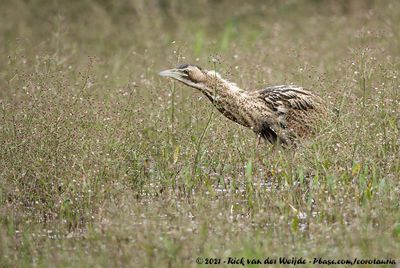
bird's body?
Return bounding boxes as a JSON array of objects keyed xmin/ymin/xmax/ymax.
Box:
[{"xmin": 159, "ymin": 64, "xmax": 327, "ymax": 145}]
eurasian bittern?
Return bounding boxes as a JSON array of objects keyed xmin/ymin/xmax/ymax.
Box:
[{"xmin": 159, "ymin": 64, "xmax": 327, "ymax": 145}]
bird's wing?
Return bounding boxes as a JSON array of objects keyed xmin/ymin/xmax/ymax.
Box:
[
  {"xmin": 253, "ymin": 85, "xmax": 323, "ymax": 140},
  {"xmin": 255, "ymin": 85, "xmax": 318, "ymax": 111}
]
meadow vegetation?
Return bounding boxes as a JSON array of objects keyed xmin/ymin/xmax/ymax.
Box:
[{"xmin": 0, "ymin": 0, "xmax": 399, "ymax": 267}]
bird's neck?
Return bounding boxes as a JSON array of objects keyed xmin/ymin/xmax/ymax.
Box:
[
  {"xmin": 195, "ymin": 75, "xmax": 255, "ymax": 128},
  {"xmin": 200, "ymin": 74, "xmax": 244, "ymax": 102}
]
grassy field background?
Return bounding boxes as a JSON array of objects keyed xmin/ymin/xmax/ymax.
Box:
[{"xmin": 0, "ymin": 0, "xmax": 399, "ymax": 267}]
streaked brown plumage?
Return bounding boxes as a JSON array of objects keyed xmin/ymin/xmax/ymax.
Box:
[{"xmin": 159, "ymin": 64, "xmax": 328, "ymax": 145}]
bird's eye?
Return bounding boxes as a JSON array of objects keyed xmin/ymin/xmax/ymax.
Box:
[{"xmin": 183, "ymin": 69, "xmax": 189, "ymax": 75}]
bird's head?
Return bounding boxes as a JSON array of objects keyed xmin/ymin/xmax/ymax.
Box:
[
  {"xmin": 159, "ymin": 63, "xmax": 242, "ymax": 94},
  {"xmin": 159, "ymin": 64, "xmax": 208, "ymax": 89}
]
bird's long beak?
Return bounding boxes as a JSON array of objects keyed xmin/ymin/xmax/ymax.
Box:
[{"xmin": 159, "ymin": 69, "xmax": 186, "ymax": 80}]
